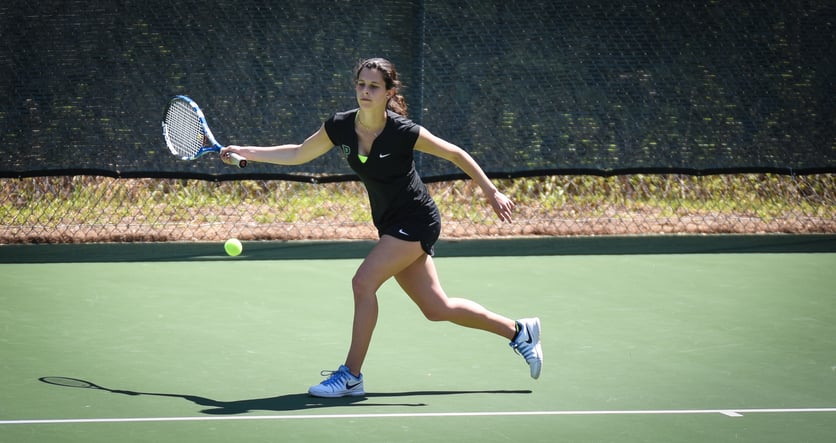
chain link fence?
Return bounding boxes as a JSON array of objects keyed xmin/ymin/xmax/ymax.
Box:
[
  {"xmin": 2, "ymin": 0, "xmax": 834, "ymax": 244},
  {"xmin": 2, "ymin": 173, "xmax": 833, "ymax": 244}
]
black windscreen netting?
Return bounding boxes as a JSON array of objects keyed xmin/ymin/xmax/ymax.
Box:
[{"xmin": 1, "ymin": 0, "xmax": 834, "ymax": 181}]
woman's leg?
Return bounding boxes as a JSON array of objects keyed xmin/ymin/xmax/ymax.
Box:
[
  {"xmin": 395, "ymin": 254, "xmax": 543, "ymax": 379},
  {"xmin": 312, "ymin": 235, "xmax": 541, "ymax": 397},
  {"xmin": 394, "ymin": 253, "xmax": 517, "ymax": 340},
  {"xmin": 343, "ymin": 235, "xmax": 426, "ymax": 376}
]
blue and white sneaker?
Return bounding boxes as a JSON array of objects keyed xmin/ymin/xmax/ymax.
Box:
[
  {"xmin": 308, "ymin": 365, "xmax": 365, "ymax": 398},
  {"xmin": 510, "ymin": 317, "xmax": 542, "ymax": 379}
]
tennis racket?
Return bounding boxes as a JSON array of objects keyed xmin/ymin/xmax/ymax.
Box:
[
  {"xmin": 162, "ymin": 95, "xmax": 247, "ymax": 168},
  {"xmin": 39, "ymin": 376, "xmax": 140, "ymax": 396}
]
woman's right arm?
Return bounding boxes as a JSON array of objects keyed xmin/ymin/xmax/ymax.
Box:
[{"xmin": 221, "ymin": 124, "xmax": 334, "ymax": 166}]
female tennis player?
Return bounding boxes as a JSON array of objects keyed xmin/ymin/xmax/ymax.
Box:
[{"xmin": 222, "ymin": 58, "xmax": 542, "ymax": 398}]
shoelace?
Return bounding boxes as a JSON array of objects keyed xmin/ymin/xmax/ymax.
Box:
[
  {"xmin": 511, "ymin": 341, "xmax": 537, "ymax": 361},
  {"xmin": 319, "ymin": 368, "xmax": 350, "ymax": 387}
]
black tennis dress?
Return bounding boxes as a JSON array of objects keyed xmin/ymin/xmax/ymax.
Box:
[{"xmin": 324, "ymin": 109, "xmax": 441, "ymax": 255}]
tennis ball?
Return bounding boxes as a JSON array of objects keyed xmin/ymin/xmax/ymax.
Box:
[{"xmin": 224, "ymin": 238, "xmax": 243, "ymax": 256}]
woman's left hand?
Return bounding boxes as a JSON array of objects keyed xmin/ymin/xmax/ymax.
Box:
[{"xmin": 488, "ymin": 191, "xmax": 515, "ymax": 222}]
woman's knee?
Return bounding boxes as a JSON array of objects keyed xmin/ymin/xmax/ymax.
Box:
[{"xmin": 352, "ymin": 271, "xmax": 377, "ymax": 299}]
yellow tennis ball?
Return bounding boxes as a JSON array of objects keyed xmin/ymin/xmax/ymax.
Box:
[{"xmin": 224, "ymin": 238, "xmax": 243, "ymax": 256}]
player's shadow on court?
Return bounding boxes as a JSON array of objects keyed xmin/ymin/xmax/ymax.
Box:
[
  {"xmin": 177, "ymin": 390, "xmax": 532, "ymax": 415},
  {"xmin": 38, "ymin": 377, "xmax": 531, "ymax": 415}
]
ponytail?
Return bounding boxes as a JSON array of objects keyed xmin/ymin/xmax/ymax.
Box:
[{"xmin": 387, "ymin": 94, "xmax": 408, "ymax": 117}]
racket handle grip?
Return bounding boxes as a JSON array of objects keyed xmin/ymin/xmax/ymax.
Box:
[{"xmin": 224, "ymin": 152, "xmax": 248, "ymax": 168}]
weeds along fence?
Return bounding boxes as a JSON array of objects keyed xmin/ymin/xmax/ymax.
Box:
[{"xmin": 2, "ymin": 174, "xmax": 833, "ymax": 244}]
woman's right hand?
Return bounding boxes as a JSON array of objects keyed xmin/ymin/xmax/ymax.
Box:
[{"xmin": 220, "ymin": 146, "xmax": 245, "ymax": 166}]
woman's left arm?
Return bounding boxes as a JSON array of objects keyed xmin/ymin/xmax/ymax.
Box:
[{"xmin": 415, "ymin": 127, "xmax": 515, "ymax": 222}]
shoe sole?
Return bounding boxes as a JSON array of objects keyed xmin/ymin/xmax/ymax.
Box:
[
  {"xmin": 308, "ymin": 388, "xmax": 366, "ymax": 398},
  {"xmin": 528, "ymin": 318, "xmax": 542, "ymax": 379}
]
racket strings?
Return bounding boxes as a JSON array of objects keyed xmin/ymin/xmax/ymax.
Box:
[{"xmin": 164, "ymin": 100, "xmax": 205, "ymax": 159}]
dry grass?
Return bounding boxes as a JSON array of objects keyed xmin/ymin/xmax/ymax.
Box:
[{"xmin": 1, "ymin": 174, "xmax": 834, "ymax": 243}]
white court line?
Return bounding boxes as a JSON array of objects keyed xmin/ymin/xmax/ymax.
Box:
[{"xmin": 1, "ymin": 408, "xmax": 835, "ymax": 425}]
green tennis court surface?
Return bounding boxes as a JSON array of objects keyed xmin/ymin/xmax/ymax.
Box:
[{"xmin": 1, "ymin": 237, "xmax": 834, "ymax": 442}]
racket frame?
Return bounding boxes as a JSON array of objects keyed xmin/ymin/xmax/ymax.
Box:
[{"xmin": 162, "ymin": 95, "xmax": 247, "ymax": 168}]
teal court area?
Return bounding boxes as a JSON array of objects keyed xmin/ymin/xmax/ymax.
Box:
[{"xmin": 1, "ymin": 235, "xmax": 834, "ymax": 442}]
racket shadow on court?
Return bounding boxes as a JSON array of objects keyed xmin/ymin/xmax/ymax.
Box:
[{"xmin": 38, "ymin": 377, "xmax": 531, "ymax": 415}]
